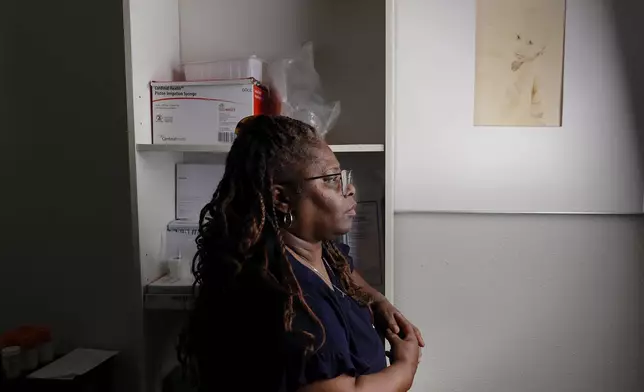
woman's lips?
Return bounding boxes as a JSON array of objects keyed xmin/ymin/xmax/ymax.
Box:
[{"xmin": 346, "ymin": 204, "xmax": 357, "ymax": 216}]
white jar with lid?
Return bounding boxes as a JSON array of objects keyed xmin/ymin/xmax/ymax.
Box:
[
  {"xmin": 22, "ymin": 345, "xmax": 39, "ymax": 372},
  {"xmin": 2, "ymin": 346, "xmax": 22, "ymax": 379},
  {"xmin": 166, "ymin": 255, "xmax": 183, "ymax": 280}
]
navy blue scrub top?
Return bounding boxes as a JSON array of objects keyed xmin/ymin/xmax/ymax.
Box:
[{"xmin": 284, "ymin": 244, "xmax": 387, "ymax": 389}]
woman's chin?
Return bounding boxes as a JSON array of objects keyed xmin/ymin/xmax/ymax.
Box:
[{"xmin": 335, "ymin": 222, "xmax": 354, "ymax": 236}]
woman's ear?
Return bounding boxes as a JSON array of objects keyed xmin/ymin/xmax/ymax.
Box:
[{"xmin": 272, "ymin": 184, "xmax": 292, "ymax": 214}]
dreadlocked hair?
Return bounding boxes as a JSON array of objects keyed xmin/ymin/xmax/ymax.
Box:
[
  {"xmin": 323, "ymin": 241, "xmax": 373, "ymax": 307},
  {"xmin": 177, "ymin": 115, "xmax": 372, "ymax": 386}
]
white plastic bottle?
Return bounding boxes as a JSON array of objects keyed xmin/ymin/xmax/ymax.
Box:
[
  {"xmin": 2, "ymin": 346, "xmax": 23, "ymax": 380},
  {"xmin": 167, "ymin": 252, "xmax": 185, "ymax": 280}
]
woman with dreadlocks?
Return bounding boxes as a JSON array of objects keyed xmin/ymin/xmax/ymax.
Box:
[{"xmin": 179, "ymin": 115, "xmax": 424, "ymax": 391}]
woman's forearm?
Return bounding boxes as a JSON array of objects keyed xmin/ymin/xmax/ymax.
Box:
[
  {"xmin": 300, "ymin": 361, "xmax": 416, "ymax": 392},
  {"xmin": 352, "ymin": 270, "xmax": 386, "ymax": 303},
  {"xmin": 354, "ymin": 361, "xmax": 416, "ymax": 392}
]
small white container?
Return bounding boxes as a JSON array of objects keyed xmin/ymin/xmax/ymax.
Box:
[
  {"xmin": 167, "ymin": 255, "xmax": 187, "ymax": 280},
  {"xmin": 2, "ymin": 346, "xmax": 22, "ymax": 379},
  {"xmin": 183, "ymin": 56, "xmax": 267, "ymax": 83},
  {"xmin": 22, "ymin": 347, "xmax": 38, "ymax": 372},
  {"xmin": 38, "ymin": 341, "xmax": 54, "ymax": 364}
]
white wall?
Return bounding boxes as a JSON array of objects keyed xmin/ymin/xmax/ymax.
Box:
[
  {"xmin": 393, "ymin": 1, "xmax": 644, "ymax": 391},
  {"xmin": 395, "ymin": 214, "xmax": 643, "ymax": 392},
  {"xmin": 394, "ymin": 0, "xmax": 644, "ymax": 213},
  {"xmin": 0, "ymin": 1, "xmax": 144, "ymax": 390}
]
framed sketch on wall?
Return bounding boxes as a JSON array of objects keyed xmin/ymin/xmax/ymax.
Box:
[{"xmin": 474, "ymin": 0, "xmax": 566, "ymax": 127}]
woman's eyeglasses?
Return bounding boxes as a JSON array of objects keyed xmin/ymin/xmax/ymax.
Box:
[{"xmin": 304, "ymin": 170, "xmax": 353, "ymax": 197}]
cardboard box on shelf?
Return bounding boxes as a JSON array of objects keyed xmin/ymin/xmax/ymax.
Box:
[{"xmin": 151, "ymin": 78, "xmax": 270, "ymax": 145}]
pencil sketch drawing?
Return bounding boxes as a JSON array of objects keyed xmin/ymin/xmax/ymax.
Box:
[{"xmin": 474, "ymin": 0, "xmax": 566, "ymax": 127}]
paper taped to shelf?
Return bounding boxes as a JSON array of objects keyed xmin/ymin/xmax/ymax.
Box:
[
  {"xmin": 176, "ymin": 164, "xmax": 224, "ymax": 221},
  {"xmin": 151, "ymin": 79, "xmax": 268, "ymax": 145},
  {"xmin": 342, "ymin": 201, "xmax": 383, "ymax": 286}
]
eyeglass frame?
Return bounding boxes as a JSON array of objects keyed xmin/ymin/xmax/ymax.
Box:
[{"xmin": 303, "ymin": 169, "xmax": 353, "ymax": 197}]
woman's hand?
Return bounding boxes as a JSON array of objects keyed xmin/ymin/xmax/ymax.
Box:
[
  {"xmin": 372, "ymin": 297, "xmax": 425, "ymax": 348},
  {"xmin": 349, "ymin": 269, "xmax": 425, "ymax": 348},
  {"xmin": 386, "ymin": 313, "xmax": 420, "ymax": 365},
  {"xmin": 385, "ymin": 313, "xmax": 420, "ymax": 391}
]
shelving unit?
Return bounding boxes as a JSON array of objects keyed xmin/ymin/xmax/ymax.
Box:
[
  {"xmin": 123, "ymin": 0, "xmax": 393, "ymax": 390},
  {"xmin": 136, "ymin": 143, "xmax": 385, "ymax": 153}
]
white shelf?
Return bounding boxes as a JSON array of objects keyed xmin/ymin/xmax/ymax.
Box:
[
  {"xmin": 136, "ymin": 143, "xmax": 384, "ymax": 153},
  {"xmin": 144, "ymin": 275, "xmax": 195, "ymax": 310},
  {"xmin": 146, "ymin": 275, "xmax": 195, "ymax": 294},
  {"xmin": 329, "ymin": 144, "xmax": 385, "ymax": 153}
]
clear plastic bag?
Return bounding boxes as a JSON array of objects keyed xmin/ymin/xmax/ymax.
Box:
[{"xmin": 268, "ymin": 42, "xmax": 341, "ymax": 138}]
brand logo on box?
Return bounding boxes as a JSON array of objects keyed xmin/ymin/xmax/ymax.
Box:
[
  {"xmin": 155, "ymin": 114, "xmax": 173, "ymax": 123},
  {"xmin": 160, "ymin": 135, "xmax": 187, "ymax": 142},
  {"xmin": 218, "ymin": 103, "xmax": 236, "ymax": 112}
]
